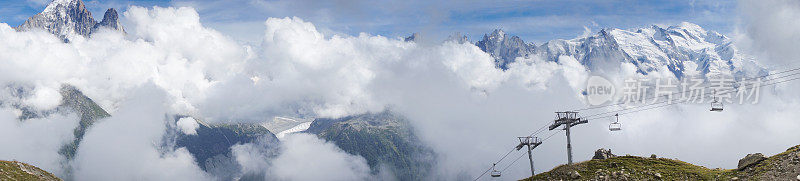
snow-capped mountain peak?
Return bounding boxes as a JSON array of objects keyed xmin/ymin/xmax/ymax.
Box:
[
  {"xmin": 478, "ymin": 22, "xmax": 766, "ymax": 79},
  {"xmin": 476, "ymin": 29, "xmax": 535, "ymax": 70},
  {"xmin": 15, "ymin": 0, "xmax": 125, "ymax": 41},
  {"xmin": 489, "ymin": 29, "xmax": 505, "ymax": 42},
  {"xmin": 42, "ymin": 0, "xmax": 79, "ymax": 14}
]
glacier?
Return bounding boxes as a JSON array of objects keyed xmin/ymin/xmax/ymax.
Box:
[{"xmin": 475, "ymin": 22, "xmax": 767, "ymax": 79}]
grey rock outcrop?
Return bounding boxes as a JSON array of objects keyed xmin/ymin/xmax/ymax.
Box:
[
  {"xmin": 738, "ymin": 153, "xmax": 767, "ymax": 170},
  {"xmin": 94, "ymin": 8, "xmax": 125, "ymax": 33},
  {"xmin": 404, "ymin": 33, "xmax": 419, "ymax": 42},
  {"xmin": 592, "ymin": 148, "xmax": 616, "ymax": 160}
]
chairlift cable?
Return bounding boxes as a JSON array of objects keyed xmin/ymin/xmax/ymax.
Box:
[
  {"xmin": 581, "ymin": 72, "xmax": 800, "ymax": 119},
  {"xmin": 500, "ymin": 130, "xmax": 562, "ymax": 172},
  {"xmin": 475, "ymin": 66, "xmax": 800, "ymax": 180},
  {"xmin": 571, "ymin": 66, "xmax": 800, "ymax": 112},
  {"xmin": 586, "ymin": 75, "xmax": 800, "ymax": 120}
]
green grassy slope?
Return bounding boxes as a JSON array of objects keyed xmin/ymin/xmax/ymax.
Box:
[
  {"xmin": 0, "ymin": 160, "xmax": 60, "ymax": 181},
  {"xmin": 524, "ymin": 145, "xmax": 800, "ymax": 181},
  {"xmin": 525, "ymin": 156, "xmax": 731, "ymax": 180}
]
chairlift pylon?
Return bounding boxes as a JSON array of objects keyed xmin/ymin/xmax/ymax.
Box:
[
  {"xmin": 609, "ymin": 113, "xmax": 621, "ymax": 131},
  {"xmin": 490, "ymin": 163, "xmax": 501, "ymax": 177}
]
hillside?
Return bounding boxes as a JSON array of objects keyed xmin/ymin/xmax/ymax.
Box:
[
  {"xmin": 0, "ymin": 160, "xmax": 60, "ymax": 181},
  {"xmin": 525, "ymin": 145, "xmax": 800, "ymax": 180},
  {"xmin": 170, "ymin": 118, "xmax": 279, "ymax": 180},
  {"xmin": 57, "ymin": 85, "xmax": 111, "ymax": 160},
  {"xmin": 306, "ymin": 111, "xmax": 436, "ymax": 180}
]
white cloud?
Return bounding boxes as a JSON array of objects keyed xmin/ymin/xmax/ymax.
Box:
[
  {"xmin": 23, "ymin": 84, "xmax": 62, "ymax": 110},
  {"xmin": 268, "ymin": 133, "xmax": 372, "ymax": 181},
  {"xmin": 231, "ymin": 143, "xmax": 272, "ymax": 177},
  {"xmin": 176, "ymin": 117, "xmax": 199, "ymax": 135},
  {"xmin": 737, "ymin": 0, "xmax": 800, "ymax": 66},
  {"xmin": 72, "ymin": 84, "xmax": 211, "ymax": 181},
  {"xmin": 0, "ymin": 110, "xmax": 78, "ymax": 177}
]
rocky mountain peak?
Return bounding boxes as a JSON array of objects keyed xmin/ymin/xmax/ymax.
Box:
[
  {"xmin": 445, "ymin": 32, "xmax": 469, "ymax": 44},
  {"xmin": 476, "ymin": 29, "xmax": 535, "ymax": 70},
  {"xmin": 488, "ymin": 29, "xmax": 505, "ymax": 41},
  {"xmin": 95, "ymin": 8, "xmax": 125, "ymax": 33},
  {"xmin": 404, "ymin": 32, "xmax": 419, "ymax": 42},
  {"xmin": 15, "ymin": 0, "xmax": 125, "ymax": 41},
  {"xmin": 42, "ymin": 0, "xmax": 81, "ymax": 14},
  {"xmin": 671, "ymin": 22, "xmax": 705, "ymax": 33}
]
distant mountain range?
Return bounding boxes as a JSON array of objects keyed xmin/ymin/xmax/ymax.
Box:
[
  {"xmin": 16, "ymin": 0, "xmax": 765, "ymax": 80},
  {"xmin": 468, "ymin": 22, "xmax": 766, "ymax": 79}
]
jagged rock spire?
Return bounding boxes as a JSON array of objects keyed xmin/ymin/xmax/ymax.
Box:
[
  {"xmin": 94, "ymin": 8, "xmax": 125, "ymax": 33},
  {"xmin": 404, "ymin": 32, "xmax": 420, "ymax": 42},
  {"xmin": 445, "ymin": 32, "xmax": 469, "ymax": 44},
  {"xmin": 475, "ymin": 29, "xmax": 535, "ymax": 70}
]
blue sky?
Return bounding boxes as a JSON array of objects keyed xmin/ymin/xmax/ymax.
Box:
[{"xmin": 0, "ymin": 0, "xmax": 738, "ymax": 43}]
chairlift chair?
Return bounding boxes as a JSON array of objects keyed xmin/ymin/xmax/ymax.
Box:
[
  {"xmin": 609, "ymin": 113, "xmax": 621, "ymax": 131},
  {"xmin": 710, "ymin": 99, "xmax": 724, "ymax": 112},
  {"xmin": 490, "ymin": 164, "xmax": 501, "ymax": 177}
]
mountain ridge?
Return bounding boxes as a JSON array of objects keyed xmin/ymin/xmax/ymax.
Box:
[{"xmin": 472, "ymin": 22, "xmax": 766, "ymax": 79}]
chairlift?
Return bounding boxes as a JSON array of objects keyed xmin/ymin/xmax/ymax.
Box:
[
  {"xmin": 490, "ymin": 164, "xmax": 501, "ymax": 177},
  {"xmin": 710, "ymin": 100, "xmax": 723, "ymax": 112},
  {"xmin": 609, "ymin": 113, "xmax": 621, "ymax": 131},
  {"xmin": 710, "ymin": 90, "xmax": 724, "ymax": 112}
]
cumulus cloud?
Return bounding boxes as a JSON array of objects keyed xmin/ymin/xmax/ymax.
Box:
[
  {"xmin": 737, "ymin": 0, "xmax": 800, "ymax": 66},
  {"xmin": 22, "ymin": 85, "xmax": 62, "ymax": 110},
  {"xmin": 231, "ymin": 143, "xmax": 272, "ymax": 177},
  {"xmin": 176, "ymin": 117, "xmax": 199, "ymax": 135},
  {"xmin": 0, "ymin": 110, "xmax": 77, "ymax": 177},
  {"xmin": 268, "ymin": 133, "xmax": 372, "ymax": 181},
  {"xmin": 72, "ymin": 84, "xmax": 211, "ymax": 181}
]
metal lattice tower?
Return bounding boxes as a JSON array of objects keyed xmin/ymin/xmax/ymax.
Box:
[
  {"xmin": 516, "ymin": 136, "xmax": 542, "ymax": 176},
  {"xmin": 549, "ymin": 111, "xmax": 588, "ymax": 165}
]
